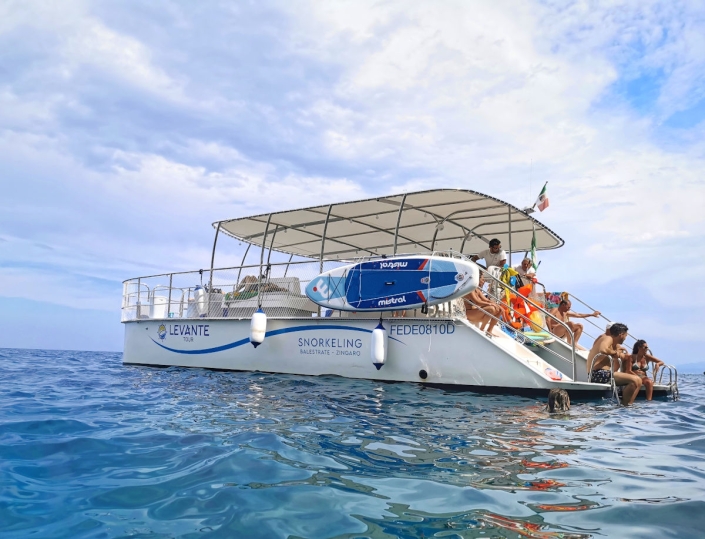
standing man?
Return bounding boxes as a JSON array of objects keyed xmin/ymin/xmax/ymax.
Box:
[{"xmin": 471, "ymin": 238, "xmax": 507, "ymax": 269}]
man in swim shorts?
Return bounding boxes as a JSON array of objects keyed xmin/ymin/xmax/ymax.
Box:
[{"xmin": 587, "ymin": 322, "xmax": 642, "ymax": 405}]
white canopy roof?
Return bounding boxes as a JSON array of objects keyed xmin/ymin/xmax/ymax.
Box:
[{"xmin": 215, "ymin": 189, "xmax": 563, "ymax": 260}]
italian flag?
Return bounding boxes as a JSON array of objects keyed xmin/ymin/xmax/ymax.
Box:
[{"xmin": 535, "ymin": 182, "xmax": 549, "ymax": 212}]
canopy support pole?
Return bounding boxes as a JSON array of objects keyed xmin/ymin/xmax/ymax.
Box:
[
  {"xmin": 319, "ymin": 205, "xmax": 333, "ymax": 272},
  {"xmin": 508, "ymin": 207, "xmax": 512, "ymax": 267},
  {"xmin": 235, "ymin": 243, "xmax": 252, "ymax": 290},
  {"xmin": 460, "ymin": 230, "xmax": 477, "ymax": 253},
  {"xmin": 257, "ymin": 214, "xmax": 273, "ymax": 309},
  {"xmin": 208, "ymin": 222, "xmax": 221, "ymax": 293},
  {"xmin": 266, "ymin": 227, "xmax": 279, "ymax": 267},
  {"xmin": 318, "ymin": 205, "xmax": 334, "ymax": 316},
  {"xmin": 283, "ymin": 253, "xmax": 294, "ymax": 277},
  {"xmin": 167, "ymin": 273, "xmax": 173, "ymax": 319},
  {"xmin": 393, "ymin": 194, "xmax": 408, "ymax": 255}
]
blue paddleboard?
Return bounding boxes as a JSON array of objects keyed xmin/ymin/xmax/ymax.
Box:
[{"xmin": 305, "ymin": 255, "xmax": 479, "ymax": 312}]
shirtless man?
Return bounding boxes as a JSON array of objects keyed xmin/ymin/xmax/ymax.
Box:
[
  {"xmin": 547, "ymin": 299, "xmax": 600, "ymax": 347},
  {"xmin": 594, "ymin": 323, "xmax": 629, "ymax": 363},
  {"xmin": 587, "ymin": 322, "xmax": 642, "ymax": 405}
]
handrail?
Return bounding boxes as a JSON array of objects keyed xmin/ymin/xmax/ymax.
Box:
[
  {"xmin": 656, "ymin": 363, "xmax": 679, "ymax": 399},
  {"xmin": 565, "ymin": 290, "xmax": 644, "ymax": 348},
  {"xmin": 587, "ymin": 352, "xmax": 620, "ymax": 382},
  {"xmin": 123, "ymin": 284, "xmax": 151, "ymax": 304},
  {"xmin": 461, "ymin": 298, "xmax": 576, "ymax": 370},
  {"xmin": 151, "ymin": 285, "xmax": 185, "ymax": 318},
  {"xmin": 122, "ymin": 282, "xmax": 150, "ymax": 308},
  {"xmin": 566, "ymin": 290, "xmax": 673, "ymax": 389},
  {"xmin": 122, "ymin": 258, "xmax": 327, "ymax": 283},
  {"xmin": 533, "ymin": 284, "xmax": 604, "ymax": 343},
  {"xmin": 563, "ymin": 289, "xmax": 612, "ymax": 342},
  {"xmin": 587, "ymin": 354, "xmax": 621, "ymax": 403},
  {"xmin": 124, "ymin": 248, "xmax": 472, "ymax": 285},
  {"xmin": 477, "ymin": 266, "xmax": 577, "ymax": 380}
]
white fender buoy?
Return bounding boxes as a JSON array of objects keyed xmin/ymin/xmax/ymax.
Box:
[
  {"xmin": 371, "ymin": 321, "xmax": 388, "ymax": 370},
  {"xmin": 194, "ymin": 285, "xmax": 207, "ymax": 317},
  {"xmin": 250, "ymin": 308, "xmax": 267, "ymax": 348}
]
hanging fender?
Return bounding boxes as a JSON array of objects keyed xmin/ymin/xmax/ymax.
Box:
[
  {"xmin": 250, "ymin": 309, "xmax": 267, "ymax": 348},
  {"xmin": 371, "ymin": 321, "xmax": 388, "ymax": 370}
]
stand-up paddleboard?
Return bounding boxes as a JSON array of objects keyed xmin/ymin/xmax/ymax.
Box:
[{"xmin": 305, "ymin": 256, "xmax": 479, "ymax": 312}]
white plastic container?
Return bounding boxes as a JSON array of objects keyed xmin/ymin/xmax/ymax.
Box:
[
  {"xmin": 150, "ymin": 296, "xmax": 168, "ymax": 319},
  {"xmin": 194, "ymin": 286, "xmax": 207, "ymax": 317}
]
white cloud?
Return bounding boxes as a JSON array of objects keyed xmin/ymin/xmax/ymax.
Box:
[
  {"xmin": 0, "ymin": 0, "xmax": 704, "ymax": 359},
  {"xmin": 61, "ymin": 19, "xmax": 184, "ymax": 100}
]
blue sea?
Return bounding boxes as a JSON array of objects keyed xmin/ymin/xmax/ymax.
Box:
[{"xmin": 1, "ymin": 349, "xmax": 703, "ymax": 538}]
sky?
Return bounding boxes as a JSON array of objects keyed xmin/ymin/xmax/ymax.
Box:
[{"xmin": 1, "ymin": 0, "xmax": 704, "ymax": 370}]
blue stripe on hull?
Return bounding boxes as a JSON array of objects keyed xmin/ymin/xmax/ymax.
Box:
[{"xmin": 150, "ymin": 324, "xmax": 404, "ymax": 355}]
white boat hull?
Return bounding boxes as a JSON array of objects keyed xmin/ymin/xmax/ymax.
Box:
[{"xmin": 123, "ymin": 317, "xmax": 613, "ymax": 395}]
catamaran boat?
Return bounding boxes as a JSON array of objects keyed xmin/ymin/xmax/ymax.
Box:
[{"xmin": 122, "ymin": 189, "xmax": 678, "ymax": 399}]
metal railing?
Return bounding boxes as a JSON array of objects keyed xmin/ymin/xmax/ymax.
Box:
[
  {"xmin": 587, "ymin": 354, "xmax": 621, "ymax": 403},
  {"xmin": 121, "ymin": 259, "xmax": 329, "ymax": 321},
  {"xmin": 468, "ymin": 266, "xmax": 578, "ymax": 380},
  {"xmin": 656, "ymin": 364, "xmax": 679, "ymax": 400},
  {"xmin": 567, "ymin": 291, "xmax": 678, "ymax": 399},
  {"xmin": 120, "ymin": 254, "xmax": 464, "ymax": 322},
  {"xmin": 460, "ymin": 295, "xmax": 578, "ymax": 373}
]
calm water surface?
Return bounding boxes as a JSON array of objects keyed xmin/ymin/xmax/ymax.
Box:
[{"xmin": 1, "ymin": 348, "xmax": 703, "ymax": 538}]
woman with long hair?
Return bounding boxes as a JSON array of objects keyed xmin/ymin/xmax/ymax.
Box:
[{"xmin": 629, "ymin": 340, "xmax": 664, "ymax": 401}]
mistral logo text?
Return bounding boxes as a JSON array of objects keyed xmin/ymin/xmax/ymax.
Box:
[
  {"xmin": 379, "ymin": 261, "xmax": 408, "ymax": 269},
  {"xmin": 378, "ymin": 296, "xmax": 406, "ymax": 306}
]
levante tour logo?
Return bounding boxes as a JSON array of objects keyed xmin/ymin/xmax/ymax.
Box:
[{"xmin": 158, "ymin": 324, "xmax": 167, "ymax": 341}]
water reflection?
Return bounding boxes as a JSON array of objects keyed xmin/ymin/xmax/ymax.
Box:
[
  {"xmin": 143, "ymin": 370, "xmax": 609, "ymax": 536},
  {"xmin": 1, "ymin": 351, "xmax": 703, "ymax": 538}
]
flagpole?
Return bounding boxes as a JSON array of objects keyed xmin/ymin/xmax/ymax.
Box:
[{"xmin": 530, "ymin": 222, "xmax": 538, "ymax": 270}]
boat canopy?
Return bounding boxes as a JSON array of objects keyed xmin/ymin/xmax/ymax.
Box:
[{"xmin": 215, "ymin": 189, "xmax": 564, "ymax": 260}]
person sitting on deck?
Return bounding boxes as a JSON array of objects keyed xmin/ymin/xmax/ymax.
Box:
[
  {"xmin": 587, "ymin": 322, "xmax": 642, "ymax": 405},
  {"xmin": 598, "ymin": 322, "xmax": 629, "ymax": 363},
  {"xmin": 513, "ymin": 257, "xmax": 536, "ymax": 279},
  {"xmin": 628, "ymin": 339, "xmax": 665, "ymax": 401},
  {"xmin": 547, "ymin": 299, "xmax": 600, "ymax": 347},
  {"xmin": 232, "ymin": 275, "xmax": 288, "ymax": 297},
  {"xmin": 471, "ymin": 238, "xmax": 507, "ymax": 269},
  {"xmin": 463, "ymin": 274, "xmax": 502, "ymax": 337}
]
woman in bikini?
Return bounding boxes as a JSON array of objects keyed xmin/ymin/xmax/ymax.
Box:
[
  {"xmin": 629, "ymin": 340, "xmax": 664, "ymax": 401},
  {"xmin": 463, "ymin": 275, "xmax": 503, "ymax": 337}
]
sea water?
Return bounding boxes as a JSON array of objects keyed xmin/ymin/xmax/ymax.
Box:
[{"xmin": 1, "ymin": 348, "xmax": 703, "ymax": 538}]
